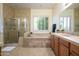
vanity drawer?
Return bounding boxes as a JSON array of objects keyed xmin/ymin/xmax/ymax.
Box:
[
  {"xmin": 70, "ymin": 43, "xmax": 79, "ymax": 55},
  {"xmin": 60, "ymin": 38, "xmax": 69, "ymax": 47}
]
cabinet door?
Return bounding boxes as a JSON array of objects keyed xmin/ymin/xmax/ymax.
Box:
[
  {"xmin": 70, "ymin": 50, "xmax": 78, "ymax": 56},
  {"xmin": 54, "ymin": 37, "xmax": 59, "ymax": 56},
  {"xmin": 70, "ymin": 43, "xmax": 79, "ymax": 56},
  {"xmin": 51, "ymin": 35, "xmax": 54, "ymax": 50},
  {"xmin": 50, "ymin": 36, "xmax": 53, "ymax": 47},
  {"xmin": 54, "ymin": 41, "xmax": 59, "ymax": 56},
  {"xmin": 59, "ymin": 44, "xmax": 69, "ymax": 56}
]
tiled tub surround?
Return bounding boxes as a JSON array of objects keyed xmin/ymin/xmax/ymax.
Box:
[{"xmin": 23, "ymin": 34, "xmax": 51, "ymax": 48}]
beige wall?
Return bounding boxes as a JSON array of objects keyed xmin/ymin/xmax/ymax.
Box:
[{"xmin": 31, "ymin": 9, "xmax": 53, "ymax": 32}]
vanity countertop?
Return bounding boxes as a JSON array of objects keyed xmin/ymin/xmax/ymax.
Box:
[{"xmin": 51, "ymin": 33, "xmax": 79, "ymax": 46}]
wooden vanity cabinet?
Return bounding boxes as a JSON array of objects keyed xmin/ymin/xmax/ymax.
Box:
[
  {"xmin": 51, "ymin": 34, "xmax": 79, "ymax": 56},
  {"xmin": 54, "ymin": 36, "xmax": 59, "ymax": 56},
  {"xmin": 59, "ymin": 38, "xmax": 70, "ymax": 56},
  {"xmin": 70, "ymin": 43, "xmax": 79, "ymax": 56}
]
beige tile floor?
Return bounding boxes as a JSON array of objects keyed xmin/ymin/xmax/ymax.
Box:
[
  {"xmin": 2, "ymin": 47, "xmax": 55, "ymax": 56},
  {"xmin": 11, "ymin": 47, "xmax": 55, "ymax": 56}
]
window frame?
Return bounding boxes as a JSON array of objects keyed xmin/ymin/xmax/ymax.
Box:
[{"xmin": 33, "ymin": 16, "xmax": 49, "ymax": 32}]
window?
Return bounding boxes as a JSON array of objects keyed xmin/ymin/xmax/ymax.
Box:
[
  {"xmin": 60, "ymin": 17, "xmax": 71, "ymax": 32},
  {"xmin": 18, "ymin": 18, "xmax": 27, "ymax": 32},
  {"xmin": 33, "ymin": 16, "xmax": 48, "ymax": 32},
  {"xmin": 18, "ymin": 18, "xmax": 20, "ymax": 31},
  {"xmin": 24, "ymin": 18, "xmax": 27, "ymax": 32}
]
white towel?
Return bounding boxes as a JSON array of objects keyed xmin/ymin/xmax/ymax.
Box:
[{"xmin": 2, "ymin": 46, "xmax": 16, "ymax": 52}]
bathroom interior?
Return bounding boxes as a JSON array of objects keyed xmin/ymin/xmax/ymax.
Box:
[{"xmin": 0, "ymin": 3, "xmax": 79, "ymax": 56}]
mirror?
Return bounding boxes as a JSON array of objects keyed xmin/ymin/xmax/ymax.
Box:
[
  {"xmin": 59, "ymin": 9, "xmax": 72, "ymax": 32},
  {"xmin": 59, "ymin": 7, "xmax": 79, "ymax": 35}
]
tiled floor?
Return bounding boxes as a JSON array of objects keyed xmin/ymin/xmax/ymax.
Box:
[
  {"xmin": 11, "ymin": 47, "xmax": 55, "ymax": 56},
  {"xmin": 2, "ymin": 47, "xmax": 55, "ymax": 56}
]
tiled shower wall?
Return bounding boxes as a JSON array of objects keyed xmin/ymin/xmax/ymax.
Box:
[
  {"xmin": 3, "ymin": 4, "xmax": 21, "ymax": 43},
  {"xmin": 3, "ymin": 4, "xmax": 31, "ymax": 43}
]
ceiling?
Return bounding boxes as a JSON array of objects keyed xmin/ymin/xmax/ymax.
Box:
[
  {"xmin": 67, "ymin": 3, "xmax": 79, "ymax": 9},
  {"xmin": 5, "ymin": 3, "xmax": 59, "ymax": 9}
]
